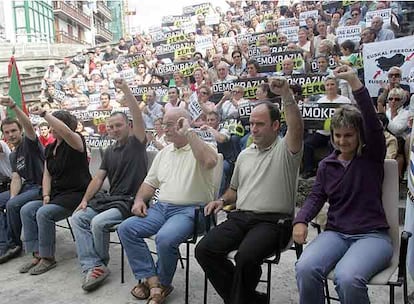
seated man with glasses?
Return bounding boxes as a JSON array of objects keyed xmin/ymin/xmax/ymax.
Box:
[{"xmin": 118, "ymin": 107, "xmax": 218, "ymax": 303}]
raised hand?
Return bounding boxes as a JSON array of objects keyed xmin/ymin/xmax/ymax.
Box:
[
  {"xmin": 176, "ymin": 117, "xmax": 191, "ymax": 136},
  {"xmin": 268, "ymin": 76, "xmax": 291, "ymax": 97}
]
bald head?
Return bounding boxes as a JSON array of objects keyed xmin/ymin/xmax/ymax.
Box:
[{"xmin": 164, "ymin": 108, "xmax": 191, "ymax": 122}]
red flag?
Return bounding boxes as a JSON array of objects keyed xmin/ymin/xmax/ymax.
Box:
[{"xmin": 7, "ymin": 56, "xmax": 28, "ymax": 118}]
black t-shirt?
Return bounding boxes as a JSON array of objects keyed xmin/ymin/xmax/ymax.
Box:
[
  {"xmin": 45, "ymin": 135, "xmax": 91, "ymax": 196},
  {"xmin": 100, "ymin": 136, "xmax": 148, "ymax": 196},
  {"xmin": 10, "ymin": 136, "xmax": 44, "ymax": 186}
]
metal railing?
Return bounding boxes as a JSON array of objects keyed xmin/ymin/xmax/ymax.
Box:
[
  {"xmin": 95, "ymin": 24, "xmax": 113, "ymax": 41},
  {"xmin": 53, "ymin": 1, "xmax": 91, "ymax": 28},
  {"xmin": 55, "ymin": 31, "xmax": 89, "ymax": 45},
  {"xmin": 96, "ymin": 1, "xmax": 112, "ymax": 21}
]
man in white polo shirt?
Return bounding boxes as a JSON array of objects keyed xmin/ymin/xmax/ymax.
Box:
[
  {"xmin": 118, "ymin": 108, "xmax": 218, "ymax": 303},
  {"xmin": 195, "ymin": 76, "xmax": 304, "ymax": 304}
]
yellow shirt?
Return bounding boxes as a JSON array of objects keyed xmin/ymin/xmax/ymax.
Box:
[{"xmin": 144, "ymin": 143, "xmax": 217, "ymax": 205}]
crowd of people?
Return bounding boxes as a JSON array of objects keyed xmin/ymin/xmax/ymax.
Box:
[{"xmin": 0, "ymin": 1, "xmax": 414, "ymax": 304}]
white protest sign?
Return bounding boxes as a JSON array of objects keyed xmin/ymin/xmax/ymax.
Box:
[
  {"xmin": 278, "ymin": 18, "xmax": 297, "ymax": 28},
  {"xmin": 120, "ymin": 68, "xmax": 135, "ymax": 83},
  {"xmin": 188, "ymin": 92, "xmax": 203, "ymax": 120},
  {"xmin": 195, "ymin": 34, "xmax": 213, "ymax": 57},
  {"xmin": 278, "ymin": 26, "xmax": 299, "ymax": 43},
  {"xmin": 336, "ymin": 25, "xmax": 361, "ymax": 45},
  {"xmin": 299, "ymin": 10, "xmax": 318, "ymax": 27},
  {"xmin": 88, "ymin": 93, "xmax": 101, "ymax": 110},
  {"xmin": 365, "ymin": 8, "xmax": 392, "ymax": 27},
  {"xmin": 205, "ymin": 14, "xmax": 220, "ymax": 26},
  {"xmin": 362, "ymin": 36, "xmax": 414, "ymax": 97},
  {"xmin": 181, "ymin": 21, "xmax": 196, "ymax": 34}
]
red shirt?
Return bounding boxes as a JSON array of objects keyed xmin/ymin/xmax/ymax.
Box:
[{"xmin": 39, "ymin": 135, "xmax": 55, "ymax": 147}]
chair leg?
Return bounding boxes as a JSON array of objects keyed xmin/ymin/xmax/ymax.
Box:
[
  {"xmin": 121, "ymin": 243, "xmax": 125, "ymax": 284},
  {"xmin": 185, "ymin": 243, "xmax": 190, "ymax": 304},
  {"xmin": 66, "ymin": 218, "xmax": 75, "ymax": 241},
  {"xmin": 178, "ymin": 249, "xmax": 185, "ymax": 269},
  {"xmin": 266, "ymin": 262, "xmax": 272, "ymax": 304},
  {"xmin": 203, "ymin": 273, "xmax": 208, "ymax": 304},
  {"xmin": 390, "ymin": 285, "xmax": 395, "ymax": 304},
  {"xmin": 404, "ymin": 275, "xmax": 409, "ymax": 304},
  {"xmin": 324, "ymin": 280, "xmax": 331, "ymax": 304}
]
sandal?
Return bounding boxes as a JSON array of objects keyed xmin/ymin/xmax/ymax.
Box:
[
  {"xmin": 131, "ymin": 281, "xmax": 150, "ymax": 300},
  {"xmin": 18, "ymin": 258, "xmax": 40, "ymax": 273},
  {"xmin": 146, "ymin": 282, "xmax": 173, "ymax": 304},
  {"xmin": 28, "ymin": 258, "xmax": 57, "ymax": 275}
]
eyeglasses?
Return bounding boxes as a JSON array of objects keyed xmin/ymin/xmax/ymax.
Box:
[
  {"xmin": 388, "ymin": 73, "xmax": 401, "ymax": 78},
  {"xmin": 138, "ymin": 66, "xmax": 145, "ymax": 69},
  {"xmin": 161, "ymin": 122, "xmax": 176, "ymax": 129},
  {"xmin": 388, "ymin": 97, "xmax": 401, "ymax": 101},
  {"xmin": 199, "ymin": 91, "xmax": 209, "ymax": 95}
]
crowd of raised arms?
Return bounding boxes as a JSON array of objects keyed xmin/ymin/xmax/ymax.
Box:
[{"xmin": 0, "ymin": 1, "xmax": 414, "ymax": 304}]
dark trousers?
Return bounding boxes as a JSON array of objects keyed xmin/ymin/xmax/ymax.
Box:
[
  {"xmin": 303, "ymin": 132, "xmax": 330, "ymax": 173},
  {"xmin": 195, "ymin": 211, "xmax": 292, "ymax": 304}
]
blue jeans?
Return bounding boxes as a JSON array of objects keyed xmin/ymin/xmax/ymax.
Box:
[
  {"xmin": 20, "ymin": 200, "xmax": 72, "ymax": 258},
  {"xmin": 405, "ymin": 196, "xmax": 414, "ymax": 280},
  {"xmin": 118, "ymin": 202, "xmax": 202, "ymax": 286},
  {"xmin": 71, "ymin": 207, "xmax": 123, "ymax": 273},
  {"xmin": 295, "ymin": 230, "xmax": 393, "ymax": 304},
  {"xmin": 0, "ymin": 184, "xmax": 41, "ymax": 251}
]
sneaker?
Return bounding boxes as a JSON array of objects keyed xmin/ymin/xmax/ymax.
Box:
[
  {"xmin": 0, "ymin": 245, "xmax": 22, "ymax": 264},
  {"xmin": 82, "ymin": 265, "xmax": 110, "ymax": 291}
]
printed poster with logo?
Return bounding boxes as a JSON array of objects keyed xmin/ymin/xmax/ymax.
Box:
[{"xmin": 362, "ymin": 36, "xmax": 414, "ymax": 97}]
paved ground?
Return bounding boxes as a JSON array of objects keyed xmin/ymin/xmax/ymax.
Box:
[{"xmin": 0, "ymin": 220, "xmax": 413, "ymax": 304}]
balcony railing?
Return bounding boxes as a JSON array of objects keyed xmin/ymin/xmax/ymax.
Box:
[
  {"xmin": 55, "ymin": 31, "xmax": 88, "ymax": 45},
  {"xmin": 95, "ymin": 24, "xmax": 113, "ymax": 42},
  {"xmin": 96, "ymin": 1, "xmax": 112, "ymax": 21},
  {"xmin": 53, "ymin": 1, "xmax": 91, "ymax": 29}
]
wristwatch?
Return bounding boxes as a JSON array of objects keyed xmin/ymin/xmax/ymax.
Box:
[{"xmin": 219, "ymin": 197, "xmax": 226, "ymax": 205}]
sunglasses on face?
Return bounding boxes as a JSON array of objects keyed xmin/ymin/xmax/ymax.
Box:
[
  {"xmin": 199, "ymin": 91, "xmax": 209, "ymax": 95},
  {"xmin": 388, "ymin": 97, "xmax": 401, "ymax": 102},
  {"xmin": 388, "ymin": 73, "xmax": 401, "ymax": 78}
]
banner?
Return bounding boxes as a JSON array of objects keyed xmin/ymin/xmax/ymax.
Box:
[
  {"xmin": 278, "ymin": 18, "xmax": 297, "ymax": 28},
  {"xmin": 161, "ymin": 15, "xmax": 191, "ymax": 27},
  {"xmin": 182, "ymin": 3, "xmax": 211, "ymax": 16},
  {"xmin": 129, "ymin": 84, "xmax": 168, "ymax": 102},
  {"xmin": 7, "ymin": 56, "xmax": 28, "ymax": 118},
  {"xmin": 310, "ymin": 56, "xmax": 337, "ymax": 73},
  {"xmin": 195, "ymin": 34, "xmax": 213, "ymax": 56},
  {"xmin": 362, "ymin": 36, "xmax": 414, "ymax": 97},
  {"xmin": 205, "ymin": 14, "xmax": 220, "ymax": 26},
  {"xmin": 211, "ymin": 77, "xmax": 267, "ymax": 103},
  {"xmin": 188, "ymin": 92, "xmax": 203, "ymax": 120},
  {"xmin": 155, "ymin": 42, "xmax": 195, "ymax": 60},
  {"xmin": 254, "ymin": 51, "xmax": 305, "ymax": 73},
  {"xmin": 152, "ymin": 30, "xmax": 185, "ymax": 47},
  {"xmin": 248, "ymin": 43, "xmax": 288, "ymax": 57},
  {"xmin": 237, "ymin": 30, "xmax": 279, "ymax": 47},
  {"xmin": 336, "ymin": 25, "xmax": 362, "ymax": 45},
  {"xmin": 286, "ymin": 74, "xmax": 328, "ymax": 97},
  {"xmin": 299, "ymin": 102, "xmax": 344, "ymax": 130},
  {"xmin": 154, "ymin": 61, "xmax": 199, "ymax": 78},
  {"xmin": 85, "ymin": 135, "xmax": 116, "ymax": 149}
]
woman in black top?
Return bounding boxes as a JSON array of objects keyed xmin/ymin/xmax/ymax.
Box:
[{"xmin": 19, "ymin": 109, "xmax": 91, "ymax": 275}]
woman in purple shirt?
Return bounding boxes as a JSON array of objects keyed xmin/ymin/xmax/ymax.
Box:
[{"xmin": 293, "ymin": 65, "xmax": 393, "ymax": 304}]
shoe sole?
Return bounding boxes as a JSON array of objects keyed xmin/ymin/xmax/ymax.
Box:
[
  {"xmin": 29, "ymin": 261, "xmax": 57, "ymax": 275},
  {"xmin": 82, "ymin": 270, "xmax": 110, "ymax": 291}
]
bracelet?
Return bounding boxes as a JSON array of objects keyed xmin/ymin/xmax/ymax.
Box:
[
  {"xmin": 9, "ymin": 103, "xmax": 16, "ymax": 109},
  {"xmin": 282, "ymin": 94, "xmax": 296, "ymax": 107},
  {"xmin": 219, "ymin": 197, "xmax": 226, "ymax": 205},
  {"xmin": 39, "ymin": 111, "xmax": 47, "ymax": 118}
]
